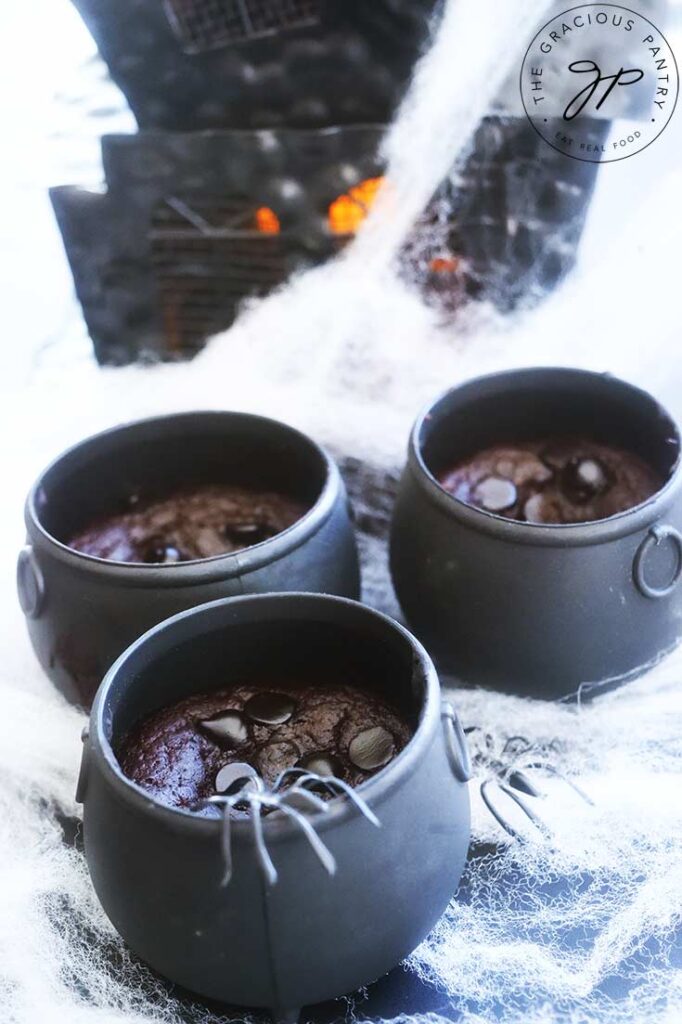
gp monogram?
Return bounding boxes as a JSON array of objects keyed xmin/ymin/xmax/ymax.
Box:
[{"xmin": 520, "ymin": 4, "xmax": 678, "ymax": 162}]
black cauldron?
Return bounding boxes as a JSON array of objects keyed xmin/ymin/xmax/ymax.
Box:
[
  {"xmin": 18, "ymin": 412, "xmax": 359, "ymax": 707},
  {"xmin": 77, "ymin": 593, "xmax": 471, "ymax": 1017},
  {"xmin": 390, "ymin": 368, "xmax": 682, "ymax": 699}
]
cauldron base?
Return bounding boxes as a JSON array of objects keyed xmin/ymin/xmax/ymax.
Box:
[{"xmin": 273, "ymin": 1009, "xmax": 301, "ymax": 1024}]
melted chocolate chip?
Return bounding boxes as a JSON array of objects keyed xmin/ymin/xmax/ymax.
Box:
[
  {"xmin": 296, "ymin": 751, "xmax": 344, "ymax": 778},
  {"xmin": 523, "ymin": 492, "xmax": 566, "ymax": 525},
  {"xmin": 215, "ymin": 761, "xmax": 260, "ymax": 796},
  {"xmin": 472, "ymin": 476, "xmax": 517, "ymax": 513},
  {"xmin": 223, "ymin": 521, "xmax": 275, "ymax": 546},
  {"xmin": 199, "ymin": 711, "xmax": 248, "ymax": 748},
  {"xmin": 142, "ymin": 540, "xmax": 186, "ymax": 564},
  {"xmin": 561, "ymin": 457, "xmax": 609, "ymax": 503},
  {"xmin": 245, "ymin": 692, "xmax": 296, "ymax": 726},
  {"xmin": 523, "ymin": 493, "xmax": 547, "ymax": 524},
  {"xmin": 348, "ymin": 726, "xmax": 396, "ymax": 771}
]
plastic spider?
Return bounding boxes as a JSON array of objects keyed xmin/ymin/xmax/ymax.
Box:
[
  {"xmin": 195, "ymin": 763, "xmax": 381, "ymax": 886},
  {"xmin": 464, "ymin": 727, "xmax": 594, "ymax": 840}
]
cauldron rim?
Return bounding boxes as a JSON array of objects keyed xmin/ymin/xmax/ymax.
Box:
[
  {"xmin": 408, "ymin": 366, "xmax": 682, "ymax": 548},
  {"xmin": 88, "ymin": 592, "xmax": 442, "ymax": 841},
  {"xmin": 25, "ymin": 410, "xmax": 338, "ymax": 583}
]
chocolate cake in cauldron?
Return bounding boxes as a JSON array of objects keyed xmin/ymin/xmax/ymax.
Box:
[
  {"xmin": 68, "ymin": 485, "xmax": 307, "ymax": 562},
  {"xmin": 438, "ymin": 437, "xmax": 661, "ymax": 524},
  {"xmin": 118, "ymin": 680, "xmax": 413, "ymax": 813}
]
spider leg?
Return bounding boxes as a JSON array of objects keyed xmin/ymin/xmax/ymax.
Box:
[
  {"xmin": 480, "ymin": 778, "xmax": 552, "ymax": 841},
  {"xmin": 249, "ymin": 793, "xmax": 278, "ymax": 887}
]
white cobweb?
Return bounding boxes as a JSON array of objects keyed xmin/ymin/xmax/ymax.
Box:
[{"xmin": 2, "ymin": 0, "xmax": 682, "ymax": 1021}]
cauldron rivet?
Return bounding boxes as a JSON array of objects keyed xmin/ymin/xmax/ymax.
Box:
[
  {"xmin": 348, "ymin": 726, "xmax": 395, "ymax": 771},
  {"xmin": 199, "ymin": 711, "xmax": 248, "ymax": 747},
  {"xmin": 472, "ymin": 476, "xmax": 517, "ymax": 512},
  {"xmin": 245, "ymin": 692, "xmax": 296, "ymax": 725},
  {"xmin": 296, "ymin": 751, "xmax": 344, "ymax": 777},
  {"xmin": 16, "ymin": 546, "xmax": 45, "ymax": 619}
]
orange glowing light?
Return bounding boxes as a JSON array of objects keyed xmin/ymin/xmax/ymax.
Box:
[
  {"xmin": 254, "ymin": 206, "xmax": 281, "ymax": 234},
  {"xmin": 328, "ymin": 176, "xmax": 385, "ymax": 235},
  {"xmin": 429, "ymin": 255, "xmax": 461, "ymax": 274}
]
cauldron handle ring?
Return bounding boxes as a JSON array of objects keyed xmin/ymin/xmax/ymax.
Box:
[
  {"xmin": 633, "ymin": 525, "xmax": 682, "ymax": 599},
  {"xmin": 441, "ymin": 702, "xmax": 472, "ymax": 782},
  {"xmin": 17, "ymin": 545, "xmax": 45, "ymax": 619}
]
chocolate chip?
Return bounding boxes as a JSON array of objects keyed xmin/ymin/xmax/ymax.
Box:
[
  {"xmin": 199, "ymin": 711, "xmax": 248, "ymax": 748},
  {"xmin": 471, "ymin": 476, "xmax": 517, "ymax": 513},
  {"xmin": 215, "ymin": 761, "xmax": 260, "ymax": 796},
  {"xmin": 223, "ymin": 521, "xmax": 275, "ymax": 547},
  {"xmin": 523, "ymin": 492, "xmax": 565, "ymax": 524},
  {"xmin": 523, "ymin": 493, "xmax": 547, "ymax": 523},
  {"xmin": 296, "ymin": 752, "xmax": 344, "ymax": 778},
  {"xmin": 163, "ymin": 546, "xmax": 184, "ymax": 563},
  {"xmin": 142, "ymin": 539, "xmax": 185, "ymax": 564},
  {"xmin": 561, "ymin": 456, "xmax": 609, "ymax": 503},
  {"xmin": 245, "ymin": 691, "xmax": 296, "ymax": 726},
  {"xmin": 348, "ymin": 726, "xmax": 395, "ymax": 771},
  {"xmin": 230, "ymin": 522, "xmax": 264, "ymax": 536}
]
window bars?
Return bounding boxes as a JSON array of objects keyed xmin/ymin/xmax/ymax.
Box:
[
  {"xmin": 149, "ymin": 194, "xmax": 290, "ymax": 354},
  {"xmin": 164, "ymin": 0, "xmax": 321, "ymax": 52}
]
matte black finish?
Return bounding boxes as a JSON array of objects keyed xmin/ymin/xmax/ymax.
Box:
[
  {"xmin": 18, "ymin": 412, "xmax": 360, "ymax": 707},
  {"xmin": 390, "ymin": 368, "xmax": 682, "ymax": 699},
  {"xmin": 70, "ymin": 0, "xmax": 436, "ymax": 132},
  {"xmin": 78, "ymin": 593, "xmax": 471, "ymax": 1014}
]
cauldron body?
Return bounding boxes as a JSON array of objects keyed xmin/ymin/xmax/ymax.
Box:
[
  {"xmin": 78, "ymin": 593, "xmax": 471, "ymax": 1015},
  {"xmin": 18, "ymin": 412, "xmax": 360, "ymax": 707},
  {"xmin": 390, "ymin": 368, "xmax": 682, "ymax": 699}
]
